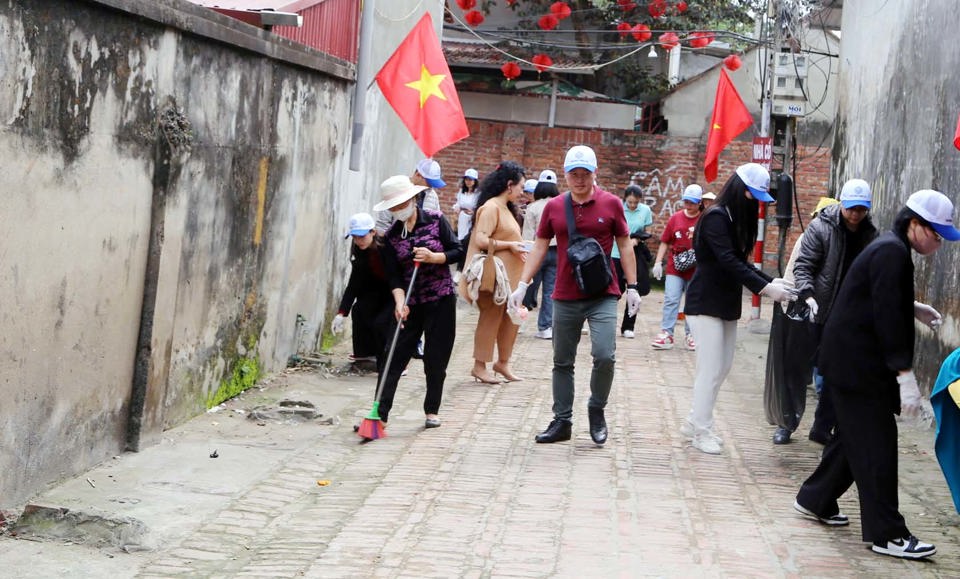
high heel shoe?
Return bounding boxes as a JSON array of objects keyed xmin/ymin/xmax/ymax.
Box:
[
  {"xmin": 492, "ymin": 364, "xmax": 522, "ymax": 382},
  {"xmin": 470, "ymin": 370, "xmax": 502, "ymax": 384}
]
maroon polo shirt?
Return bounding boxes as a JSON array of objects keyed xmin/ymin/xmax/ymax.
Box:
[{"xmin": 537, "ymin": 187, "xmax": 629, "ymax": 301}]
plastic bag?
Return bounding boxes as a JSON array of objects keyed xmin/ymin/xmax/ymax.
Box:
[{"xmin": 764, "ymin": 304, "xmax": 817, "ymax": 431}]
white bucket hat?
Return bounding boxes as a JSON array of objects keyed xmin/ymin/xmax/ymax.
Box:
[{"xmin": 373, "ymin": 175, "xmax": 428, "ymax": 212}]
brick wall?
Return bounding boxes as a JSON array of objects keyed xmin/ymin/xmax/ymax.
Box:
[{"xmin": 435, "ymin": 119, "xmax": 832, "ymax": 273}]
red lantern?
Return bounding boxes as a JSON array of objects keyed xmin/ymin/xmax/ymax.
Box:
[
  {"xmin": 506, "ymin": 0, "xmax": 516, "ymax": 4},
  {"xmin": 532, "ymin": 54, "xmax": 554, "ymax": 73},
  {"xmin": 618, "ymin": 0, "xmax": 638, "ymax": 10},
  {"xmin": 538, "ymin": 14, "xmax": 560, "ymax": 30},
  {"xmin": 631, "ymin": 24, "xmax": 652, "ymax": 42},
  {"xmin": 455, "ymin": 0, "xmax": 476, "ymax": 10},
  {"xmin": 464, "ymin": 10, "xmax": 484, "ymax": 26},
  {"xmin": 501, "ymin": 61, "xmax": 522, "ymax": 80},
  {"xmin": 648, "ymin": 0, "xmax": 667, "ymax": 18},
  {"xmin": 688, "ymin": 31, "xmax": 714, "ymax": 48},
  {"xmin": 677, "ymin": 1, "xmax": 688, "ymax": 13},
  {"xmin": 658, "ymin": 32, "xmax": 679, "ymax": 49},
  {"xmin": 550, "ymin": 2, "xmax": 572, "ymax": 20},
  {"xmin": 724, "ymin": 54, "xmax": 742, "ymax": 71},
  {"xmin": 617, "ymin": 22, "xmax": 633, "ymax": 39}
]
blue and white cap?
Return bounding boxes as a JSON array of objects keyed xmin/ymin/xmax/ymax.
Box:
[
  {"xmin": 839, "ymin": 179, "xmax": 872, "ymax": 209},
  {"xmin": 563, "ymin": 145, "xmax": 598, "ymax": 173},
  {"xmin": 735, "ymin": 163, "xmax": 773, "ymax": 202},
  {"xmin": 906, "ymin": 189, "xmax": 960, "ymax": 241},
  {"xmin": 682, "ymin": 184, "xmax": 703, "ymax": 203}
]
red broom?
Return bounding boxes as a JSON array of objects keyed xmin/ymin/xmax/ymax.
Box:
[{"xmin": 358, "ymin": 262, "xmax": 421, "ymax": 440}]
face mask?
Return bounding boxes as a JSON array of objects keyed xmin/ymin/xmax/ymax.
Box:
[{"xmin": 391, "ymin": 204, "xmax": 415, "ymax": 222}]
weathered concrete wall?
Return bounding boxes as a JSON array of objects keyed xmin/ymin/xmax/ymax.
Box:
[
  {"xmin": 0, "ymin": 0, "xmax": 439, "ymax": 505},
  {"xmin": 835, "ymin": 0, "xmax": 960, "ymax": 385}
]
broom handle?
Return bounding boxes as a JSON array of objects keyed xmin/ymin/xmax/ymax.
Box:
[{"xmin": 372, "ymin": 261, "xmax": 421, "ymax": 405}]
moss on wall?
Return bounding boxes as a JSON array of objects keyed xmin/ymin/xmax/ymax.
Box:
[{"xmin": 205, "ymin": 355, "xmax": 261, "ymax": 408}]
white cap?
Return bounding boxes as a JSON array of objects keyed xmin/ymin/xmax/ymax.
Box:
[
  {"xmin": 702, "ymin": 192, "xmax": 717, "ymax": 200},
  {"xmin": 563, "ymin": 145, "xmax": 597, "ymax": 173},
  {"xmin": 839, "ymin": 179, "xmax": 872, "ymax": 209},
  {"xmin": 906, "ymin": 189, "xmax": 960, "ymax": 241},
  {"xmin": 523, "ymin": 179, "xmax": 539, "ymax": 193},
  {"xmin": 464, "ymin": 168, "xmax": 479, "ymax": 180},
  {"xmin": 682, "ymin": 184, "xmax": 703, "ymax": 203},
  {"xmin": 345, "ymin": 212, "xmax": 376, "ymax": 238},
  {"xmin": 735, "ymin": 163, "xmax": 773, "ymax": 202},
  {"xmin": 416, "ymin": 158, "xmax": 445, "ymax": 188},
  {"xmin": 538, "ymin": 169, "xmax": 557, "ymax": 183}
]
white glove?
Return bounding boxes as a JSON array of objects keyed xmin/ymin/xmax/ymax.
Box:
[
  {"xmin": 805, "ymin": 297, "xmax": 819, "ymax": 322},
  {"xmin": 331, "ymin": 314, "xmax": 346, "ymax": 335},
  {"xmin": 772, "ymin": 277, "xmax": 795, "ymax": 290},
  {"xmin": 897, "ymin": 371, "xmax": 923, "ymax": 417},
  {"xmin": 652, "ymin": 262, "xmax": 663, "ymax": 280},
  {"xmin": 914, "ymin": 301, "xmax": 943, "ymax": 330},
  {"xmin": 760, "ymin": 282, "xmax": 797, "ymax": 303},
  {"xmin": 625, "ymin": 288, "xmax": 641, "ymax": 317},
  {"xmin": 508, "ymin": 281, "xmax": 529, "ymax": 314}
]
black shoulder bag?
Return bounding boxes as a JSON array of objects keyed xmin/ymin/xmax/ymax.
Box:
[{"xmin": 564, "ymin": 193, "xmax": 613, "ymax": 296}]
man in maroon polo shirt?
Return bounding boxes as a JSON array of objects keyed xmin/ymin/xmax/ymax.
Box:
[{"xmin": 509, "ymin": 145, "xmax": 641, "ymax": 445}]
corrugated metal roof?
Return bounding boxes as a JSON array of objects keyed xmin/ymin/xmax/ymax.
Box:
[
  {"xmin": 188, "ymin": 0, "xmax": 326, "ymax": 10},
  {"xmin": 187, "ymin": 0, "xmax": 358, "ymax": 63}
]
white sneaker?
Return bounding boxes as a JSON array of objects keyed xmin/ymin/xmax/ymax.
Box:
[
  {"xmin": 680, "ymin": 420, "xmax": 723, "ymax": 445},
  {"xmin": 871, "ymin": 536, "xmax": 936, "ymax": 559},
  {"xmin": 692, "ymin": 432, "xmax": 722, "ymax": 454},
  {"xmin": 622, "ymin": 330, "xmax": 635, "ymax": 339},
  {"xmin": 534, "ymin": 328, "xmax": 553, "ymax": 340}
]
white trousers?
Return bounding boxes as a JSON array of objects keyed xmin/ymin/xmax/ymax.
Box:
[{"xmin": 685, "ymin": 315, "xmax": 738, "ymax": 432}]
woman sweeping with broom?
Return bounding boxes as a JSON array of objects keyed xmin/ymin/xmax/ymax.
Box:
[{"xmin": 361, "ymin": 174, "xmax": 463, "ymax": 436}]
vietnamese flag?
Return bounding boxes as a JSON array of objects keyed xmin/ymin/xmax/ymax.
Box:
[
  {"xmin": 704, "ymin": 69, "xmax": 754, "ymax": 182},
  {"xmin": 375, "ymin": 13, "xmax": 469, "ymax": 157}
]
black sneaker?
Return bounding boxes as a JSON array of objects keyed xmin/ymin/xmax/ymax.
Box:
[
  {"xmin": 808, "ymin": 428, "xmax": 833, "ymax": 445},
  {"xmin": 793, "ymin": 500, "xmax": 849, "ymax": 526},
  {"xmin": 587, "ymin": 407, "xmax": 607, "ymax": 445},
  {"xmin": 871, "ymin": 536, "xmax": 936, "ymax": 559},
  {"xmin": 535, "ymin": 419, "xmax": 572, "ymax": 443}
]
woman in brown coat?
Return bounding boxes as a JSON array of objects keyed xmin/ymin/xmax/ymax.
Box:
[{"xmin": 462, "ymin": 161, "xmax": 528, "ymax": 383}]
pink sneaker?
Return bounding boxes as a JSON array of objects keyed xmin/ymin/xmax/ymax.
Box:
[
  {"xmin": 651, "ymin": 331, "xmax": 674, "ymax": 350},
  {"xmin": 685, "ymin": 335, "xmax": 696, "ymax": 351}
]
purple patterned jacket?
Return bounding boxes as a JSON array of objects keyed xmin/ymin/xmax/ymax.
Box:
[{"xmin": 382, "ymin": 209, "xmax": 463, "ymax": 306}]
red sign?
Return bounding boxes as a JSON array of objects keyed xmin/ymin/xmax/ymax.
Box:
[{"xmin": 752, "ymin": 136, "xmax": 772, "ymax": 170}]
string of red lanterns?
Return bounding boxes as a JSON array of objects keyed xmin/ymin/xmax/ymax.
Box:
[{"xmin": 454, "ymin": 0, "xmax": 740, "ymax": 80}]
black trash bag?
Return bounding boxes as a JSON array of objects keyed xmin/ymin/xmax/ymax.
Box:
[{"xmin": 764, "ymin": 302, "xmax": 817, "ymax": 431}]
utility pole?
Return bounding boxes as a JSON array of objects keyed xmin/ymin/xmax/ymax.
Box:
[{"xmin": 749, "ymin": 0, "xmax": 779, "ymax": 324}]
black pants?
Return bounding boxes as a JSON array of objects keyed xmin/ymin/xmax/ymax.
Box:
[
  {"xmin": 613, "ymin": 258, "xmax": 636, "ymax": 332},
  {"xmin": 351, "ymin": 294, "xmax": 393, "ymax": 362},
  {"xmin": 809, "ymin": 324, "xmax": 837, "ymax": 436},
  {"xmin": 377, "ymin": 294, "xmax": 456, "ymax": 423},
  {"xmin": 795, "ymin": 381, "xmax": 909, "ymax": 543}
]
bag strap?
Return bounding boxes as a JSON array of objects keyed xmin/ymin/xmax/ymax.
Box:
[{"xmin": 564, "ymin": 193, "xmax": 583, "ymax": 242}]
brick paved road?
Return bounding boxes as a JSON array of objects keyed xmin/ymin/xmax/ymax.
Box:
[{"xmin": 5, "ymin": 292, "xmax": 960, "ymax": 578}]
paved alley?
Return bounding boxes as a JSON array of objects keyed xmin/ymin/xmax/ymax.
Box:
[{"xmin": 3, "ymin": 291, "xmax": 960, "ymax": 578}]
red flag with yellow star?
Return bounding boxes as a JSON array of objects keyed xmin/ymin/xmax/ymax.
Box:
[
  {"xmin": 704, "ymin": 69, "xmax": 753, "ymax": 182},
  {"xmin": 376, "ymin": 13, "xmax": 469, "ymax": 157}
]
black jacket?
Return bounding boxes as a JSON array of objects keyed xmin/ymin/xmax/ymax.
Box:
[
  {"xmin": 818, "ymin": 232, "xmax": 915, "ymax": 412},
  {"xmin": 337, "ymin": 245, "xmax": 392, "ymax": 315},
  {"xmin": 793, "ymin": 204, "xmax": 877, "ymax": 324},
  {"xmin": 684, "ymin": 206, "xmax": 772, "ymax": 320}
]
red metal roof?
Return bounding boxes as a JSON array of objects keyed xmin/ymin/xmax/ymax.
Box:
[
  {"xmin": 189, "ymin": 0, "xmax": 326, "ymax": 10},
  {"xmin": 187, "ymin": 0, "xmax": 359, "ymax": 63}
]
